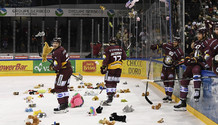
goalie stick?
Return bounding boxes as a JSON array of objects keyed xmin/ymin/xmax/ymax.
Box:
[
  {"xmin": 35, "ymin": 32, "xmax": 83, "ymax": 81},
  {"xmin": 142, "ymin": 75, "xmax": 218, "ymax": 83},
  {"xmin": 144, "ymin": 57, "xmax": 153, "ymax": 105}
]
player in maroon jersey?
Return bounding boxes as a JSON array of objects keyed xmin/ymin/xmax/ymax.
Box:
[
  {"xmin": 100, "ymin": 39, "xmax": 127, "ymax": 106},
  {"xmin": 174, "ymin": 28, "xmax": 209, "ymax": 111},
  {"xmin": 204, "ymin": 24, "xmax": 218, "ymax": 75},
  {"xmin": 150, "ymin": 37, "xmax": 184, "ymax": 103},
  {"xmin": 50, "ymin": 38, "xmax": 73, "ymax": 113}
]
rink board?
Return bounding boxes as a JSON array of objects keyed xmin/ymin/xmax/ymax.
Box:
[{"xmin": 0, "ymin": 58, "xmax": 217, "ymax": 124}]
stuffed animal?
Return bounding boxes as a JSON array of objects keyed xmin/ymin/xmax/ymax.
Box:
[
  {"xmin": 121, "ymin": 99, "xmax": 127, "ymax": 102},
  {"xmin": 124, "ymin": 89, "xmax": 130, "ymax": 93},
  {"xmin": 114, "ymin": 94, "xmax": 119, "ymax": 98},
  {"xmin": 42, "ymin": 42, "xmax": 53, "ymax": 62},
  {"xmin": 24, "ymin": 96, "xmax": 34, "ymax": 103},
  {"xmin": 33, "ymin": 110, "xmax": 42, "ymax": 116},
  {"xmin": 99, "ymin": 118, "xmax": 115, "ymax": 125},
  {"xmin": 37, "ymin": 89, "xmax": 46, "ymax": 93},
  {"xmin": 97, "ymin": 82, "xmax": 105, "ymax": 89},
  {"xmin": 123, "ymin": 105, "xmax": 134, "ymax": 113},
  {"xmin": 84, "ymin": 82, "xmax": 93, "ymax": 86},
  {"xmin": 110, "ymin": 112, "xmax": 126, "ymax": 122},
  {"xmin": 96, "ymin": 106, "xmax": 103, "ymax": 114},
  {"xmin": 68, "ymin": 86, "xmax": 74, "ymax": 91},
  {"xmin": 13, "ymin": 92, "xmax": 19, "ymax": 95},
  {"xmin": 157, "ymin": 118, "xmax": 164, "ymax": 123},
  {"xmin": 25, "ymin": 115, "xmax": 41, "ymax": 125},
  {"xmin": 69, "ymin": 93, "xmax": 84, "ymax": 108},
  {"xmin": 152, "ymin": 103, "xmax": 162, "ymax": 110},
  {"xmin": 92, "ymin": 96, "xmax": 99, "ymax": 101},
  {"xmin": 88, "ymin": 106, "xmax": 97, "ymax": 116}
]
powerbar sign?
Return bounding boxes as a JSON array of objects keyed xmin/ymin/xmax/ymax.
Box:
[{"xmin": 0, "ymin": 61, "xmax": 33, "ymax": 74}]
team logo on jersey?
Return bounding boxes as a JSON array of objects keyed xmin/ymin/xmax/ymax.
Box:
[
  {"xmin": 57, "ymin": 93, "xmax": 63, "ymax": 98},
  {"xmin": 0, "ymin": 8, "xmax": 7, "ymax": 16},
  {"xmin": 55, "ymin": 8, "xmax": 63, "ymax": 17}
]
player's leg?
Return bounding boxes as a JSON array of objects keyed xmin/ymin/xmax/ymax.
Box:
[
  {"xmin": 54, "ymin": 70, "xmax": 72, "ymax": 113},
  {"xmin": 192, "ymin": 65, "xmax": 202, "ymax": 102},
  {"xmin": 167, "ymin": 68, "xmax": 175, "ymax": 103},
  {"xmin": 174, "ymin": 66, "xmax": 192, "ymax": 111},
  {"xmin": 102, "ymin": 69, "xmax": 121, "ymax": 106},
  {"xmin": 161, "ymin": 67, "xmax": 169, "ymax": 102}
]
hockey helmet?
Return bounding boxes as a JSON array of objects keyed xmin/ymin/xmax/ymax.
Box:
[
  {"xmin": 53, "ymin": 37, "xmax": 62, "ymax": 45},
  {"xmin": 197, "ymin": 27, "xmax": 207, "ymax": 35},
  {"xmin": 173, "ymin": 36, "xmax": 181, "ymax": 43}
]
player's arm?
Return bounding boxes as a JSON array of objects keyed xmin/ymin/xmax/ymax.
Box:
[
  {"xmin": 102, "ymin": 48, "xmax": 109, "ymax": 66},
  {"xmin": 53, "ymin": 51, "xmax": 62, "ymax": 72},
  {"xmin": 101, "ymin": 49, "xmax": 109, "ymax": 74},
  {"xmin": 122, "ymin": 48, "xmax": 127, "ymax": 60}
]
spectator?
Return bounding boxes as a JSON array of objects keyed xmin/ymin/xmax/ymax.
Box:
[{"xmin": 86, "ymin": 41, "xmax": 102, "ymax": 58}]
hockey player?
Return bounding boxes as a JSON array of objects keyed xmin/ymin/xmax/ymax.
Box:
[
  {"xmin": 204, "ymin": 24, "xmax": 218, "ymax": 75},
  {"xmin": 150, "ymin": 37, "xmax": 184, "ymax": 103},
  {"xmin": 101, "ymin": 39, "xmax": 127, "ymax": 106},
  {"xmin": 174, "ymin": 28, "xmax": 209, "ymax": 111},
  {"xmin": 50, "ymin": 38, "xmax": 73, "ymax": 113}
]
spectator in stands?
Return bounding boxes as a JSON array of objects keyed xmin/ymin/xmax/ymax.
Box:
[{"xmin": 86, "ymin": 41, "xmax": 102, "ymax": 58}]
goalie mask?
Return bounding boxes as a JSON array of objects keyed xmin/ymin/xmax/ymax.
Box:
[{"xmin": 164, "ymin": 55, "xmax": 173, "ymax": 66}]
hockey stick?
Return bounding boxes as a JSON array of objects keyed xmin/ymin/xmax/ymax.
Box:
[
  {"xmin": 142, "ymin": 75, "xmax": 218, "ymax": 83},
  {"xmin": 46, "ymin": 59, "xmax": 83, "ymax": 81},
  {"xmin": 144, "ymin": 57, "xmax": 153, "ymax": 105}
]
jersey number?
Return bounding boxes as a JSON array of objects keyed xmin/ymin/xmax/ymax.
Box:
[{"xmin": 113, "ymin": 55, "xmax": 121, "ymax": 61}]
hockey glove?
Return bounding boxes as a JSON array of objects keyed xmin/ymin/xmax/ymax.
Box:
[
  {"xmin": 150, "ymin": 44, "xmax": 157, "ymax": 50},
  {"xmin": 49, "ymin": 64, "xmax": 54, "ymax": 71},
  {"xmin": 50, "ymin": 88, "xmax": 56, "ymax": 94},
  {"xmin": 100, "ymin": 65, "xmax": 107, "ymax": 74}
]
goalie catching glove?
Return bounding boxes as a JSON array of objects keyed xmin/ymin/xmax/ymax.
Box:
[
  {"xmin": 100, "ymin": 65, "xmax": 107, "ymax": 74},
  {"xmin": 42, "ymin": 42, "xmax": 53, "ymax": 62}
]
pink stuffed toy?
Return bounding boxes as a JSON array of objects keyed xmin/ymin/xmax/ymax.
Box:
[{"xmin": 69, "ymin": 93, "xmax": 84, "ymax": 108}]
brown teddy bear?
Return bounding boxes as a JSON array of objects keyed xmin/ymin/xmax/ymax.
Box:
[
  {"xmin": 26, "ymin": 115, "xmax": 41, "ymax": 125},
  {"xmin": 99, "ymin": 118, "xmax": 115, "ymax": 125},
  {"xmin": 152, "ymin": 103, "xmax": 162, "ymax": 110},
  {"xmin": 92, "ymin": 96, "xmax": 99, "ymax": 101}
]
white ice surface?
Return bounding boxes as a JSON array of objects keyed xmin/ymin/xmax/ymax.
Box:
[{"xmin": 0, "ymin": 76, "xmax": 205, "ymax": 125}]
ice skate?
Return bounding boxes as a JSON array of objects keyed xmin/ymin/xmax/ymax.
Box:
[
  {"xmin": 101, "ymin": 95, "xmax": 113, "ymax": 106},
  {"xmin": 174, "ymin": 100, "xmax": 187, "ymax": 111},
  {"xmin": 54, "ymin": 103, "xmax": 69, "ymax": 114},
  {"xmin": 162, "ymin": 96, "xmax": 172, "ymax": 103},
  {"xmin": 162, "ymin": 96, "xmax": 169, "ymax": 103},
  {"xmin": 194, "ymin": 90, "xmax": 200, "ymax": 102}
]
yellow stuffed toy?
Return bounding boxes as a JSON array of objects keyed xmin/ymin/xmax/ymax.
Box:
[{"xmin": 42, "ymin": 42, "xmax": 53, "ymax": 62}]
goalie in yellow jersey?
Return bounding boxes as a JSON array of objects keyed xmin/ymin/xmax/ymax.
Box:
[{"xmin": 101, "ymin": 39, "xmax": 127, "ymax": 106}]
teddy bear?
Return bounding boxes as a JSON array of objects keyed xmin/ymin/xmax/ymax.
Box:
[
  {"xmin": 69, "ymin": 93, "xmax": 84, "ymax": 108},
  {"xmin": 99, "ymin": 118, "xmax": 115, "ymax": 125},
  {"xmin": 109, "ymin": 112, "xmax": 126, "ymax": 122},
  {"xmin": 152, "ymin": 103, "xmax": 162, "ymax": 110},
  {"xmin": 92, "ymin": 96, "xmax": 99, "ymax": 101},
  {"xmin": 25, "ymin": 115, "xmax": 41, "ymax": 125}
]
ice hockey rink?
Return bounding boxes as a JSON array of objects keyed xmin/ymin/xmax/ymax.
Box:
[{"xmin": 0, "ymin": 75, "xmax": 205, "ymax": 125}]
